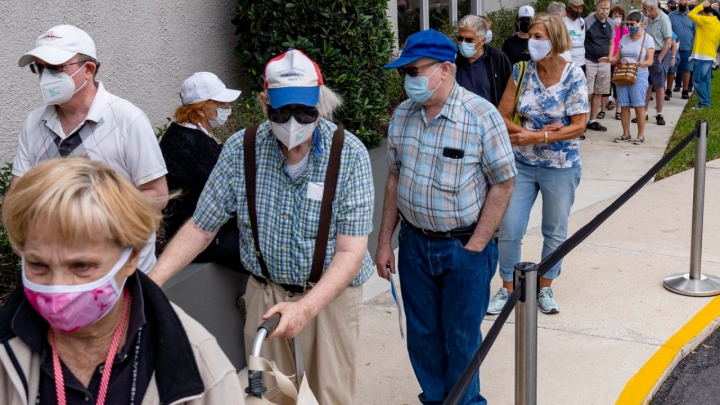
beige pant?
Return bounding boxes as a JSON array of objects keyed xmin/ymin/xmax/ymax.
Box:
[{"xmin": 244, "ymin": 277, "xmax": 362, "ymax": 405}]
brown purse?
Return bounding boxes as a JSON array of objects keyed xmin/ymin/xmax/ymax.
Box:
[{"xmin": 612, "ymin": 33, "xmax": 647, "ymax": 86}]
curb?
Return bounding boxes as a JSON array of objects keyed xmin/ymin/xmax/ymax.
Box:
[{"xmin": 615, "ymin": 294, "xmax": 720, "ymax": 405}]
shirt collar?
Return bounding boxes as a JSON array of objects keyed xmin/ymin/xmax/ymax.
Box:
[{"xmin": 40, "ymin": 82, "xmax": 109, "ymax": 139}]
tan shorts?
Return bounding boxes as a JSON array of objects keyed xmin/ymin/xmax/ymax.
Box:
[
  {"xmin": 585, "ymin": 59, "xmax": 612, "ymax": 95},
  {"xmin": 244, "ymin": 276, "xmax": 363, "ymax": 405}
]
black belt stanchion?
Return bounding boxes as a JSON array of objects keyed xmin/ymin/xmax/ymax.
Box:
[
  {"xmin": 514, "ymin": 263, "xmax": 538, "ymax": 405},
  {"xmin": 664, "ymin": 120, "xmax": 720, "ymax": 296}
]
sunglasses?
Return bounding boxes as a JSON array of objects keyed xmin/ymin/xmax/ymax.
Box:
[
  {"xmin": 457, "ymin": 35, "xmax": 478, "ymax": 43},
  {"xmin": 267, "ymin": 105, "xmax": 319, "ymax": 124},
  {"xmin": 28, "ymin": 61, "xmax": 86, "ymax": 75},
  {"xmin": 398, "ymin": 61, "xmax": 441, "ymax": 77}
]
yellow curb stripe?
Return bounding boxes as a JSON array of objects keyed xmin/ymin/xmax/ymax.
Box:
[{"xmin": 616, "ymin": 295, "xmax": 720, "ymax": 405}]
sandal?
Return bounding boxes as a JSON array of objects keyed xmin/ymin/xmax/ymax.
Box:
[
  {"xmin": 597, "ymin": 111, "xmax": 605, "ymax": 119},
  {"xmin": 614, "ymin": 136, "xmax": 632, "ymax": 143},
  {"xmin": 633, "ymin": 138, "xmax": 645, "ymax": 145},
  {"xmin": 615, "ymin": 112, "xmax": 621, "ymax": 120},
  {"xmin": 606, "ymin": 100, "xmax": 616, "ymax": 110}
]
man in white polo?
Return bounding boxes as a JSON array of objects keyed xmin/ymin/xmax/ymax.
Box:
[{"xmin": 12, "ymin": 25, "xmax": 168, "ymax": 273}]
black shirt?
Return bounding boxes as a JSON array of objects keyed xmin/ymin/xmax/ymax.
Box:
[
  {"xmin": 13, "ymin": 273, "xmax": 155, "ymax": 405},
  {"xmin": 584, "ymin": 14, "xmax": 615, "ymax": 62},
  {"xmin": 502, "ymin": 34, "xmax": 531, "ymax": 65},
  {"xmin": 457, "ymin": 53, "xmax": 492, "ymax": 102}
]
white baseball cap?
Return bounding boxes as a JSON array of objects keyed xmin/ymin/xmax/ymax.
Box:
[
  {"xmin": 18, "ymin": 25, "xmax": 96, "ymax": 67},
  {"xmin": 518, "ymin": 5, "xmax": 535, "ymax": 18},
  {"xmin": 180, "ymin": 72, "xmax": 241, "ymax": 105},
  {"xmin": 264, "ymin": 49, "xmax": 324, "ymax": 108}
]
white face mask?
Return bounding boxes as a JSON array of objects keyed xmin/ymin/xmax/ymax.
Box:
[
  {"xmin": 528, "ymin": 39, "xmax": 553, "ymax": 61},
  {"xmin": 272, "ymin": 116, "xmax": 316, "ymax": 150},
  {"xmin": 612, "ymin": 17, "xmax": 622, "ymax": 25},
  {"xmin": 39, "ymin": 63, "xmax": 88, "ymax": 105},
  {"xmin": 209, "ymin": 107, "xmax": 231, "ymax": 128},
  {"xmin": 486, "ymin": 30, "xmax": 493, "ymax": 43}
]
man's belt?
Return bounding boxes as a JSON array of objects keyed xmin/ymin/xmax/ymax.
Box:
[
  {"xmin": 251, "ymin": 274, "xmax": 310, "ymax": 295},
  {"xmin": 400, "ymin": 215, "xmax": 477, "ymax": 239}
]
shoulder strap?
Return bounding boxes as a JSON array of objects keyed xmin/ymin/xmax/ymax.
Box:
[
  {"xmin": 308, "ymin": 123, "xmax": 345, "ymax": 284},
  {"xmin": 512, "ymin": 61, "xmax": 528, "ymax": 124},
  {"xmin": 243, "ymin": 124, "xmax": 271, "ymax": 279}
]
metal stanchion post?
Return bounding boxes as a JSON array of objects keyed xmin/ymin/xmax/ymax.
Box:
[
  {"xmin": 514, "ymin": 262, "xmax": 538, "ymax": 405},
  {"xmin": 664, "ymin": 120, "xmax": 720, "ymax": 296}
]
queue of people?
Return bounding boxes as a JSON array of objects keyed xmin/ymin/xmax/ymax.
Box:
[{"xmin": 2, "ymin": 2, "xmax": 719, "ymax": 403}]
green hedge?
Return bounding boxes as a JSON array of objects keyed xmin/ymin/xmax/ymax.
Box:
[{"xmin": 232, "ymin": 0, "xmax": 395, "ymax": 148}]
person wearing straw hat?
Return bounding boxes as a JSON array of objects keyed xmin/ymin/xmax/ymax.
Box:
[
  {"xmin": 149, "ymin": 49, "xmax": 374, "ymax": 405},
  {"xmin": 11, "ymin": 25, "xmax": 168, "ymax": 274},
  {"xmin": 376, "ymin": 29, "xmax": 516, "ymax": 405},
  {"xmin": 159, "ymin": 72, "xmax": 248, "ymax": 273}
]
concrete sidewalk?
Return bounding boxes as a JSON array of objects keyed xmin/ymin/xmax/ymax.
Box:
[{"xmin": 355, "ymin": 93, "xmax": 716, "ymax": 404}]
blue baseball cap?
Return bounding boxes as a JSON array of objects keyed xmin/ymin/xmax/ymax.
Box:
[{"xmin": 384, "ymin": 29, "xmax": 457, "ymax": 69}]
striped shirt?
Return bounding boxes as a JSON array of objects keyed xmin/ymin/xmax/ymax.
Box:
[
  {"xmin": 193, "ymin": 119, "xmax": 375, "ymax": 286},
  {"xmin": 387, "ymin": 83, "xmax": 517, "ymax": 232}
]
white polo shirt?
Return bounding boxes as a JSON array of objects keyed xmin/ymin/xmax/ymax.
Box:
[{"xmin": 13, "ymin": 82, "xmax": 167, "ymax": 273}]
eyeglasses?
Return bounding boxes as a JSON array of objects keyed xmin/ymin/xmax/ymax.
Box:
[
  {"xmin": 457, "ymin": 35, "xmax": 478, "ymax": 43},
  {"xmin": 398, "ymin": 61, "xmax": 441, "ymax": 77},
  {"xmin": 28, "ymin": 61, "xmax": 86, "ymax": 75},
  {"xmin": 267, "ymin": 105, "xmax": 319, "ymax": 124}
]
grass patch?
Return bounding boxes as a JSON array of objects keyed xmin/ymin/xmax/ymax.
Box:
[{"xmin": 656, "ymin": 71, "xmax": 720, "ymax": 180}]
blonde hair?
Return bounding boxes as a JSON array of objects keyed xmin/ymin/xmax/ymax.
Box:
[
  {"xmin": 2, "ymin": 158, "xmax": 161, "ymax": 251},
  {"xmin": 530, "ymin": 14, "xmax": 572, "ymax": 56},
  {"xmin": 174, "ymin": 99, "xmax": 214, "ymax": 125}
]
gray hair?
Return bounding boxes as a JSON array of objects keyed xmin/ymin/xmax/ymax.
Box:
[
  {"xmin": 316, "ymin": 85, "xmax": 343, "ymax": 120},
  {"xmin": 457, "ymin": 14, "xmax": 487, "ymax": 39},
  {"xmin": 642, "ymin": 0, "xmax": 658, "ymax": 8},
  {"xmin": 547, "ymin": 2, "xmax": 566, "ymax": 16}
]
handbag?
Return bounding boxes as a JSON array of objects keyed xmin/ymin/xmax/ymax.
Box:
[
  {"xmin": 512, "ymin": 61, "xmax": 528, "ymax": 127},
  {"xmin": 612, "ymin": 33, "xmax": 646, "ymax": 86}
]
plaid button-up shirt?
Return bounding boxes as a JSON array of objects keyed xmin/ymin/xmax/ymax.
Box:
[
  {"xmin": 193, "ymin": 119, "xmax": 375, "ymax": 286},
  {"xmin": 388, "ymin": 83, "xmax": 517, "ymax": 232}
]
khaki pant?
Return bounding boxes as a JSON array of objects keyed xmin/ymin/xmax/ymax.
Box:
[{"xmin": 244, "ymin": 277, "xmax": 362, "ymax": 405}]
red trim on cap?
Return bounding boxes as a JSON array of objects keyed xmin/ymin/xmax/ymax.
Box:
[{"xmin": 263, "ymin": 49, "xmax": 323, "ymax": 88}]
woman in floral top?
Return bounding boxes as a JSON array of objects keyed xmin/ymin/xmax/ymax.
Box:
[{"xmin": 491, "ymin": 13, "xmax": 589, "ymax": 315}]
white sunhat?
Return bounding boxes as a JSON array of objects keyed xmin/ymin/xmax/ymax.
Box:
[
  {"xmin": 18, "ymin": 25, "xmax": 96, "ymax": 67},
  {"xmin": 518, "ymin": 5, "xmax": 535, "ymax": 18},
  {"xmin": 181, "ymin": 72, "xmax": 241, "ymax": 105}
]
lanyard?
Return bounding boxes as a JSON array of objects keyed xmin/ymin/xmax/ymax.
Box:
[{"xmin": 51, "ymin": 289, "xmax": 131, "ymax": 405}]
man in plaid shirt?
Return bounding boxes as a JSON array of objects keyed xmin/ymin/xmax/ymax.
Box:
[
  {"xmin": 376, "ymin": 30, "xmax": 516, "ymax": 405},
  {"xmin": 150, "ymin": 49, "xmax": 374, "ymax": 405}
]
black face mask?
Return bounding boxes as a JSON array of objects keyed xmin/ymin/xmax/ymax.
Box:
[
  {"xmin": 669, "ymin": 5, "xmax": 677, "ymax": 10},
  {"xmin": 519, "ymin": 21, "xmax": 531, "ymax": 33},
  {"xmin": 678, "ymin": 4, "xmax": 687, "ymax": 12},
  {"xmin": 567, "ymin": 8, "xmax": 581, "ymax": 19}
]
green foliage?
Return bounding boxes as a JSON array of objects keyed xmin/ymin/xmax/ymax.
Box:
[
  {"xmin": 155, "ymin": 117, "xmax": 172, "ymax": 140},
  {"xmin": 232, "ymin": 0, "xmax": 395, "ymax": 147},
  {"xmin": 0, "ymin": 162, "xmax": 20, "ymax": 285}
]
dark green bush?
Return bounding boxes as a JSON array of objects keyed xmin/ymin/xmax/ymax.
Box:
[
  {"xmin": 0, "ymin": 162, "xmax": 20, "ymax": 301},
  {"xmin": 232, "ymin": 0, "xmax": 395, "ymax": 148}
]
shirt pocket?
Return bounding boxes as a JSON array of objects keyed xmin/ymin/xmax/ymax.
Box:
[
  {"xmin": 298, "ymin": 197, "xmax": 337, "ymax": 239},
  {"xmin": 433, "ymin": 155, "xmax": 464, "ymax": 193}
]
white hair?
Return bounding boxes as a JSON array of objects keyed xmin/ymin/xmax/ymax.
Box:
[
  {"xmin": 457, "ymin": 14, "xmax": 487, "ymax": 39},
  {"xmin": 316, "ymin": 85, "xmax": 343, "ymax": 120},
  {"xmin": 642, "ymin": 0, "xmax": 658, "ymax": 8},
  {"xmin": 546, "ymin": 2, "xmax": 566, "ymax": 16}
]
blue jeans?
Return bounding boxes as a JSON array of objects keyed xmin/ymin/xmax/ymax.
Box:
[
  {"xmin": 693, "ymin": 59, "xmax": 714, "ymax": 108},
  {"xmin": 398, "ymin": 222, "xmax": 498, "ymax": 405},
  {"xmin": 498, "ymin": 162, "xmax": 581, "ymax": 282}
]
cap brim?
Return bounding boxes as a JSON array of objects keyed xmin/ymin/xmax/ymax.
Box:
[
  {"xmin": 268, "ymin": 87, "xmax": 319, "ymax": 109},
  {"xmin": 383, "ymin": 55, "xmax": 423, "ymax": 69},
  {"xmin": 211, "ymin": 88, "xmax": 242, "ymax": 103},
  {"xmin": 18, "ymin": 46, "xmax": 76, "ymax": 67}
]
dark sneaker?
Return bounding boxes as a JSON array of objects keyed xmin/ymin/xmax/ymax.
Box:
[
  {"xmin": 613, "ymin": 135, "xmax": 632, "ymax": 143},
  {"xmin": 673, "ymin": 86, "xmax": 681, "ymax": 92},
  {"xmin": 579, "ymin": 134, "xmax": 586, "ymax": 140},
  {"xmin": 665, "ymin": 89, "xmax": 672, "ymax": 99},
  {"xmin": 682, "ymin": 91, "xmax": 689, "ymax": 99},
  {"xmin": 631, "ymin": 115, "xmax": 649, "ymax": 123},
  {"xmin": 656, "ymin": 114, "xmax": 666, "ymax": 125},
  {"xmin": 586, "ymin": 121, "xmax": 607, "ymax": 132}
]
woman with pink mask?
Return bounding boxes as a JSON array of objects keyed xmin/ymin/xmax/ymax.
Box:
[
  {"xmin": 603, "ymin": 6, "xmax": 630, "ymax": 120},
  {"xmin": 0, "ymin": 159, "xmax": 244, "ymax": 405}
]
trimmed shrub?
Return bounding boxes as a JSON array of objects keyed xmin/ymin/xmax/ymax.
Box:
[{"xmin": 232, "ymin": 0, "xmax": 395, "ymax": 148}]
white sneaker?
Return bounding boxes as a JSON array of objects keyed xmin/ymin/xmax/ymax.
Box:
[
  {"xmin": 538, "ymin": 287, "xmax": 560, "ymax": 314},
  {"xmin": 487, "ymin": 287, "xmax": 510, "ymax": 315}
]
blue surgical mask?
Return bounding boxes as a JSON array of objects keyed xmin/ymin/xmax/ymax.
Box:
[
  {"xmin": 459, "ymin": 42, "xmax": 478, "ymax": 58},
  {"xmin": 629, "ymin": 26, "xmax": 640, "ymax": 35},
  {"xmin": 404, "ymin": 64, "xmax": 443, "ymax": 104},
  {"xmin": 486, "ymin": 30, "xmax": 493, "ymax": 43}
]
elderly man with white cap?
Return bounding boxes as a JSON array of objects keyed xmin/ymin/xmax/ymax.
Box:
[
  {"xmin": 11, "ymin": 24, "xmax": 168, "ymax": 274},
  {"xmin": 159, "ymin": 72, "xmax": 247, "ymax": 273},
  {"xmin": 149, "ymin": 49, "xmax": 374, "ymax": 405}
]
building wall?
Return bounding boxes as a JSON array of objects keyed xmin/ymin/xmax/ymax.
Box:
[{"xmin": 0, "ymin": 0, "xmax": 249, "ymax": 164}]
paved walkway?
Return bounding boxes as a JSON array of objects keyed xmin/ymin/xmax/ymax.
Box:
[{"xmin": 355, "ymin": 92, "xmax": 720, "ymax": 404}]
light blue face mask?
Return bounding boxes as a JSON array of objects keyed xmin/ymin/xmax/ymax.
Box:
[
  {"xmin": 404, "ymin": 64, "xmax": 443, "ymax": 104},
  {"xmin": 628, "ymin": 26, "xmax": 640, "ymax": 35},
  {"xmin": 459, "ymin": 42, "xmax": 478, "ymax": 58},
  {"xmin": 486, "ymin": 30, "xmax": 493, "ymax": 43}
]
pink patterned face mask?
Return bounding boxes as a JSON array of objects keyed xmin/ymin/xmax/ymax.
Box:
[{"xmin": 22, "ymin": 248, "xmax": 133, "ymax": 333}]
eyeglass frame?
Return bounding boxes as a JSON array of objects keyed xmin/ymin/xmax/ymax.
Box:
[
  {"xmin": 28, "ymin": 61, "xmax": 88, "ymax": 75},
  {"xmin": 398, "ymin": 60, "xmax": 442, "ymax": 77}
]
